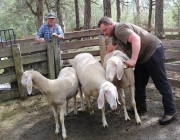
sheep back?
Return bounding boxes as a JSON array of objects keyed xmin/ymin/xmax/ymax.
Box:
[{"xmin": 72, "ymin": 53, "xmax": 106, "ymax": 97}]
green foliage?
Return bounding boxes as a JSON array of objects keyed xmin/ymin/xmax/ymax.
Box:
[
  {"xmin": 0, "ymin": 0, "xmax": 37, "ymax": 39},
  {"xmin": 0, "ymin": 0, "xmax": 179, "ymax": 39},
  {"xmin": 172, "ymin": 1, "xmax": 180, "ymax": 28}
]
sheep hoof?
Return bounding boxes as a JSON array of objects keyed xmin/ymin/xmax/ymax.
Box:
[
  {"xmin": 74, "ymin": 111, "xmax": 78, "ymax": 115},
  {"xmin": 136, "ymin": 121, "xmax": 142, "ymax": 125},
  {"xmin": 62, "ymin": 134, "xmax": 67, "ymax": 140},
  {"xmin": 103, "ymin": 124, "xmax": 108, "ymax": 128},
  {"xmin": 125, "ymin": 118, "xmax": 131, "ymax": 122},
  {"xmin": 89, "ymin": 110, "xmax": 94, "ymax": 115},
  {"xmin": 55, "ymin": 131, "xmax": 60, "ymax": 135}
]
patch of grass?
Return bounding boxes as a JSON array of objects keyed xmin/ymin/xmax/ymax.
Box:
[{"xmin": 0, "ymin": 96, "xmax": 46, "ymax": 122}]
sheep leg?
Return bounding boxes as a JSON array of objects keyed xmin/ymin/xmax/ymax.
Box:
[
  {"xmin": 118, "ymin": 88, "xmax": 130, "ymax": 121},
  {"xmin": 52, "ymin": 106, "xmax": 60, "ymax": 135},
  {"xmin": 129, "ymin": 86, "xmax": 141, "ymax": 125},
  {"xmin": 64, "ymin": 102, "xmax": 68, "ymax": 116},
  {"xmin": 60, "ymin": 103, "xmax": 67, "ymax": 139},
  {"xmin": 78, "ymin": 85, "xmax": 85, "ymax": 112},
  {"xmin": 85, "ymin": 95, "xmax": 94, "ymax": 115},
  {"xmin": 73, "ymin": 95, "xmax": 77, "ymax": 115},
  {"xmin": 101, "ymin": 106, "xmax": 108, "ymax": 128}
]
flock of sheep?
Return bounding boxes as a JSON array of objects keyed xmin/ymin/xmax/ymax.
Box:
[{"xmin": 21, "ymin": 50, "xmax": 141, "ymax": 140}]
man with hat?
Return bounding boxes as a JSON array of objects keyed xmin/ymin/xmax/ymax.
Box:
[{"xmin": 35, "ymin": 11, "xmax": 64, "ymax": 64}]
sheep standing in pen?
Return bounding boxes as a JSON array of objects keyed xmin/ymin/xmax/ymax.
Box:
[
  {"xmin": 103, "ymin": 50, "xmax": 141, "ymax": 124},
  {"xmin": 72, "ymin": 53, "xmax": 120, "ymax": 127},
  {"xmin": 21, "ymin": 67, "xmax": 84, "ymax": 140}
]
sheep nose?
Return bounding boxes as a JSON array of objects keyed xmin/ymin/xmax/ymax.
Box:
[
  {"xmin": 106, "ymin": 77, "xmax": 111, "ymax": 81},
  {"xmin": 111, "ymin": 105, "xmax": 117, "ymax": 110}
]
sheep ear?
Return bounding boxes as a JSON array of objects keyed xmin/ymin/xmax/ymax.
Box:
[
  {"xmin": 115, "ymin": 90, "xmax": 121, "ymax": 105},
  {"xmin": 97, "ymin": 88, "xmax": 105, "ymax": 109},
  {"xmin": 117, "ymin": 60, "xmax": 124, "ymax": 80},
  {"xmin": 27, "ymin": 75, "xmax": 32, "ymax": 95}
]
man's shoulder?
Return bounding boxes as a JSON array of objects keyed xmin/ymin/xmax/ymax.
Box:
[
  {"xmin": 115, "ymin": 23, "xmax": 129, "ymax": 32},
  {"xmin": 54, "ymin": 23, "xmax": 60, "ymax": 26},
  {"xmin": 115, "ymin": 22, "xmax": 131, "ymax": 28},
  {"xmin": 39, "ymin": 23, "xmax": 48, "ymax": 29}
]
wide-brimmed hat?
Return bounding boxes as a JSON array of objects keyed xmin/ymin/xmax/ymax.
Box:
[{"xmin": 46, "ymin": 12, "xmax": 56, "ymax": 19}]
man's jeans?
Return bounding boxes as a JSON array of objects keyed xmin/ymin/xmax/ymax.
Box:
[{"xmin": 134, "ymin": 44, "xmax": 176, "ymax": 115}]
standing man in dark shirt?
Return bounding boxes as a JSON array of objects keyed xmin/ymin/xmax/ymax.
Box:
[{"xmin": 98, "ymin": 16, "xmax": 177, "ymax": 125}]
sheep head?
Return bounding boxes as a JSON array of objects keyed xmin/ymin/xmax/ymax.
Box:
[
  {"xmin": 21, "ymin": 70, "xmax": 33, "ymax": 95},
  {"xmin": 106, "ymin": 56, "xmax": 126, "ymax": 81},
  {"xmin": 97, "ymin": 81, "xmax": 120, "ymax": 110}
]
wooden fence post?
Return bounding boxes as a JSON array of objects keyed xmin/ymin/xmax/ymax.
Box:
[
  {"xmin": 52, "ymin": 36, "xmax": 61, "ymax": 78},
  {"xmin": 11, "ymin": 44, "xmax": 27, "ymax": 99},
  {"xmin": 99, "ymin": 36, "xmax": 107, "ymax": 65},
  {"xmin": 47, "ymin": 42, "xmax": 55, "ymax": 79}
]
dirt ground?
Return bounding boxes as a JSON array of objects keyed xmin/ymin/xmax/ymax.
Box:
[{"xmin": 0, "ymin": 82, "xmax": 180, "ymax": 140}]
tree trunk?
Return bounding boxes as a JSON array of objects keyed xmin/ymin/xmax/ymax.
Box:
[
  {"xmin": 84, "ymin": 0, "xmax": 91, "ymax": 30},
  {"xmin": 116, "ymin": 0, "xmax": 121, "ymax": 22},
  {"xmin": 103, "ymin": 0, "xmax": 111, "ymax": 17},
  {"xmin": 155, "ymin": 0, "xmax": 164, "ymax": 38},
  {"xmin": 57, "ymin": 0, "xmax": 65, "ymax": 32},
  {"xmin": 148, "ymin": 0, "xmax": 153, "ymax": 32},
  {"xmin": 74, "ymin": 0, "xmax": 80, "ymax": 31},
  {"xmin": 36, "ymin": 0, "xmax": 44, "ymax": 30},
  {"xmin": 134, "ymin": 0, "xmax": 141, "ymax": 26}
]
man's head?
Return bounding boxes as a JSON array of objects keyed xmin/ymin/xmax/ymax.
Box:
[
  {"xmin": 46, "ymin": 12, "xmax": 56, "ymax": 27},
  {"xmin": 98, "ymin": 16, "xmax": 115, "ymax": 37}
]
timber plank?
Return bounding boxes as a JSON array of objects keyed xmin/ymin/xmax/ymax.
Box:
[
  {"xmin": 165, "ymin": 64, "xmax": 180, "ymax": 72},
  {"xmin": 20, "ymin": 42, "xmax": 47, "ymax": 54},
  {"xmin": 164, "ymin": 51, "xmax": 180, "ymax": 60},
  {"xmin": 162, "ymin": 40, "xmax": 180, "ymax": 49},
  {"xmin": 62, "ymin": 50, "xmax": 100, "ymax": 60},
  {"xmin": 0, "ymin": 73, "xmax": 16, "ymax": 84},
  {"xmin": 0, "ymin": 47, "xmax": 12, "ymax": 57},
  {"xmin": 0, "ymin": 58, "xmax": 14, "ymax": 69},
  {"xmin": 21, "ymin": 52, "xmax": 47, "ymax": 65},
  {"xmin": 61, "ymin": 39, "xmax": 99, "ymax": 50},
  {"xmin": 64, "ymin": 29, "xmax": 102, "ymax": 40},
  {"xmin": 0, "ymin": 89, "xmax": 20, "ymax": 102}
]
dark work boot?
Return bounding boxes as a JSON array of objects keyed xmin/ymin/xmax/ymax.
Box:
[{"xmin": 159, "ymin": 112, "xmax": 178, "ymax": 125}]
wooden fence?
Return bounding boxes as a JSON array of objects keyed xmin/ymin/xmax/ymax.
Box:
[{"xmin": 0, "ymin": 29, "xmax": 180, "ymax": 102}]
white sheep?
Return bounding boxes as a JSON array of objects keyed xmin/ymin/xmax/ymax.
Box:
[
  {"xmin": 72, "ymin": 53, "xmax": 120, "ymax": 127},
  {"xmin": 21, "ymin": 67, "xmax": 84, "ymax": 139},
  {"xmin": 103, "ymin": 50, "xmax": 141, "ymax": 124}
]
